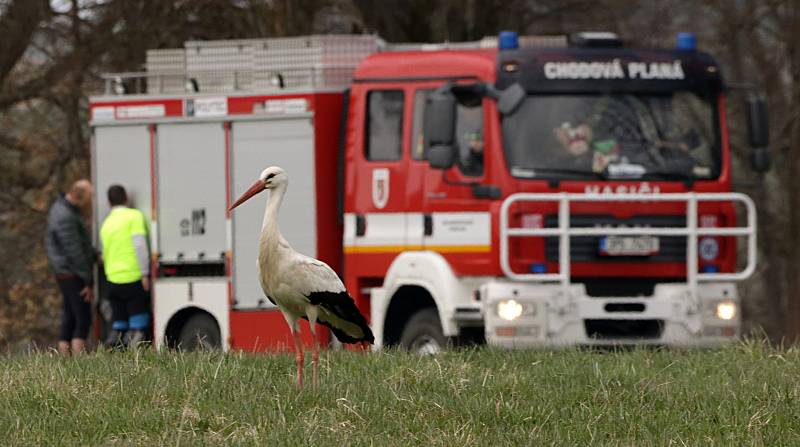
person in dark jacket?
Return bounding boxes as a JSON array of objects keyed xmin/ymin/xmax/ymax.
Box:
[{"xmin": 45, "ymin": 179, "xmax": 95, "ymax": 355}]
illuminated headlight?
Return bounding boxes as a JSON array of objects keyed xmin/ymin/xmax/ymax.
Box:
[
  {"xmin": 497, "ymin": 300, "xmax": 523, "ymax": 320},
  {"xmin": 715, "ymin": 300, "xmax": 737, "ymax": 320},
  {"xmin": 497, "ymin": 299, "xmax": 535, "ymax": 321}
]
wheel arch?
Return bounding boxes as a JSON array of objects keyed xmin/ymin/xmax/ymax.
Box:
[
  {"xmin": 377, "ymin": 251, "xmax": 463, "ymax": 343},
  {"xmin": 153, "ymin": 279, "xmax": 230, "ymax": 351},
  {"xmin": 382, "ymin": 285, "xmax": 439, "ymax": 347},
  {"xmin": 162, "ymin": 305, "xmax": 221, "ymax": 349}
]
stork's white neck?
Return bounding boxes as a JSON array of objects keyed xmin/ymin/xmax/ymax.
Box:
[{"xmin": 260, "ymin": 183, "xmax": 287, "ymax": 241}]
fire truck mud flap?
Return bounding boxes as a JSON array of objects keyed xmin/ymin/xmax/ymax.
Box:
[{"xmin": 369, "ymin": 287, "xmax": 387, "ymax": 349}]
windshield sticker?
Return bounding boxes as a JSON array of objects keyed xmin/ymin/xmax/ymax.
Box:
[
  {"xmin": 607, "ymin": 159, "xmax": 647, "ymax": 178},
  {"xmin": 544, "ymin": 59, "xmax": 685, "ymax": 80},
  {"xmin": 510, "ymin": 167, "xmax": 536, "ymax": 178},
  {"xmin": 693, "ymin": 165, "xmax": 711, "ymax": 177}
]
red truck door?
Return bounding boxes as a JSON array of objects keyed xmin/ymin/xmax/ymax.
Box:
[
  {"xmin": 346, "ymin": 86, "xmax": 411, "ymax": 273},
  {"xmin": 411, "ymin": 90, "xmax": 493, "ymax": 274}
]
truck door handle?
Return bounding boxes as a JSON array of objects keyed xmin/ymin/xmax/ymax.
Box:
[
  {"xmin": 424, "ymin": 214, "xmax": 433, "ymax": 236},
  {"xmin": 356, "ymin": 214, "xmax": 366, "ymax": 236}
]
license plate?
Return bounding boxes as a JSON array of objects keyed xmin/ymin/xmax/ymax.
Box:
[{"xmin": 599, "ymin": 236, "xmax": 659, "ymax": 256}]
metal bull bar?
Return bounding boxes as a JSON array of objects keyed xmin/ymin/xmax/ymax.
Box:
[{"xmin": 499, "ymin": 192, "xmax": 757, "ymax": 296}]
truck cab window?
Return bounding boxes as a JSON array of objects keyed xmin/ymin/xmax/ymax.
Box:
[
  {"xmin": 413, "ymin": 90, "xmax": 484, "ymax": 176},
  {"xmin": 365, "ymin": 90, "xmax": 404, "ymax": 161},
  {"xmin": 455, "ymin": 102, "xmax": 484, "ymax": 177},
  {"xmin": 411, "ymin": 89, "xmax": 431, "ymax": 160},
  {"xmin": 502, "ymin": 93, "xmax": 718, "ymax": 180}
]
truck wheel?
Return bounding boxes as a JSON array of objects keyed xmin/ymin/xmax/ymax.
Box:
[
  {"xmin": 399, "ymin": 308, "xmax": 447, "ymax": 354},
  {"xmin": 178, "ymin": 314, "xmax": 221, "ymax": 350}
]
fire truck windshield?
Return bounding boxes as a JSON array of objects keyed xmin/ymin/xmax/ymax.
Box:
[{"xmin": 502, "ymin": 92, "xmax": 719, "ymax": 181}]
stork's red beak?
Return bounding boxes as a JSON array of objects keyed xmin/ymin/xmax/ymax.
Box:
[{"xmin": 229, "ymin": 180, "xmax": 265, "ymax": 211}]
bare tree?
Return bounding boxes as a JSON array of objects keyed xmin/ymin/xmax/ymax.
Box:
[{"xmin": 2, "ymin": 0, "xmax": 800, "ymax": 348}]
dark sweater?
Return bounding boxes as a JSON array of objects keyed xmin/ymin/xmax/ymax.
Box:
[{"xmin": 45, "ymin": 195, "xmax": 94, "ymax": 286}]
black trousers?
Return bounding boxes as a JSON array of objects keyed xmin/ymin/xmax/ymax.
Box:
[
  {"xmin": 56, "ymin": 277, "xmax": 91, "ymax": 341},
  {"xmin": 107, "ymin": 280, "xmax": 150, "ymax": 329}
]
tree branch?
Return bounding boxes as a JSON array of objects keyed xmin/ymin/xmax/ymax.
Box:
[{"xmin": 0, "ymin": 0, "xmax": 51, "ymax": 84}]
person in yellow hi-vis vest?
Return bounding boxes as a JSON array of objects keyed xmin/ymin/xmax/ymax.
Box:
[{"xmin": 100, "ymin": 185, "xmax": 150, "ymax": 347}]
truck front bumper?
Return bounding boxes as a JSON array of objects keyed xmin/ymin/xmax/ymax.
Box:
[{"xmin": 482, "ymin": 280, "xmax": 740, "ymax": 348}]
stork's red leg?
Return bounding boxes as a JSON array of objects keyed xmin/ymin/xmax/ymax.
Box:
[
  {"xmin": 305, "ymin": 307, "xmax": 321, "ymax": 388},
  {"xmin": 310, "ymin": 326, "xmax": 319, "ymax": 388},
  {"xmin": 291, "ymin": 328, "xmax": 304, "ymax": 387}
]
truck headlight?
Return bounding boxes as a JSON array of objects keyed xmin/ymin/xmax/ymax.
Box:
[
  {"xmin": 496, "ymin": 299, "xmax": 533, "ymax": 321},
  {"xmin": 715, "ymin": 300, "xmax": 737, "ymax": 320}
]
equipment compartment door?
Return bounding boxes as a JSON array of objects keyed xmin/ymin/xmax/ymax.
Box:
[
  {"xmin": 157, "ymin": 123, "xmax": 227, "ymax": 263},
  {"xmin": 93, "ymin": 125, "xmax": 152, "ymax": 227},
  {"xmin": 230, "ymin": 116, "xmax": 316, "ymax": 309}
]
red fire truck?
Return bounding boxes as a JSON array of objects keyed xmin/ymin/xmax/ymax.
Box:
[{"xmin": 89, "ymin": 32, "xmax": 768, "ymax": 351}]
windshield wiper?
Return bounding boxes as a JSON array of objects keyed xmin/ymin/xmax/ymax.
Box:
[
  {"xmin": 515, "ymin": 167, "xmax": 606, "ymax": 187},
  {"xmin": 638, "ymin": 170, "xmax": 695, "ymax": 187},
  {"xmin": 515, "ymin": 166, "xmax": 697, "ymax": 187}
]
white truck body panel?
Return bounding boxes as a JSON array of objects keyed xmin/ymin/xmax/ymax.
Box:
[
  {"xmin": 230, "ymin": 115, "xmax": 317, "ymax": 310},
  {"xmin": 153, "ymin": 279, "xmax": 230, "ymax": 350},
  {"xmin": 157, "ymin": 122, "xmax": 227, "ymax": 263},
  {"xmin": 92, "ymin": 125, "xmax": 152, "ymax": 227}
]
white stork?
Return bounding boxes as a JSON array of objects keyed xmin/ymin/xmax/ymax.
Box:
[{"xmin": 229, "ymin": 166, "xmax": 374, "ymax": 387}]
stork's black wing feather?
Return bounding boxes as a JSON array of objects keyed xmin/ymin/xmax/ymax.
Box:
[{"xmin": 306, "ymin": 291, "xmax": 374, "ymax": 344}]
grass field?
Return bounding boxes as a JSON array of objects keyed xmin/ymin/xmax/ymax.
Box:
[{"xmin": 1, "ymin": 341, "xmax": 799, "ymax": 446}]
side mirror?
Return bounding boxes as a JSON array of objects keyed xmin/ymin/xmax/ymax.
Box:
[
  {"xmin": 424, "ymin": 91, "xmax": 457, "ymax": 170},
  {"xmin": 498, "ymin": 83, "xmax": 525, "ymax": 115},
  {"xmin": 428, "ymin": 145, "xmax": 457, "ymax": 170},
  {"xmin": 424, "ymin": 91, "xmax": 456, "ymax": 147},
  {"xmin": 751, "ymin": 147, "xmax": 770, "ymax": 173},
  {"xmin": 745, "ymin": 95, "xmax": 770, "ymax": 173},
  {"xmin": 746, "ymin": 95, "xmax": 769, "ymax": 148}
]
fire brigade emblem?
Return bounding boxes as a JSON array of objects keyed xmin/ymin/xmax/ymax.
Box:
[{"xmin": 372, "ymin": 168, "xmax": 389, "ymax": 209}]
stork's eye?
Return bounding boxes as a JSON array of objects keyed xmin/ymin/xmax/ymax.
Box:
[{"xmin": 265, "ymin": 173, "xmax": 276, "ymax": 181}]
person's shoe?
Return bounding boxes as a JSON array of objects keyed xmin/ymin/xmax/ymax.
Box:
[
  {"xmin": 104, "ymin": 330, "xmax": 126, "ymax": 349},
  {"xmin": 124, "ymin": 330, "xmax": 149, "ymax": 347}
]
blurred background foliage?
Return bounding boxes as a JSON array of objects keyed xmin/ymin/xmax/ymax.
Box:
[{"xmin": 1, "ymin": 0, "xmax": 798, "ymax": 349}]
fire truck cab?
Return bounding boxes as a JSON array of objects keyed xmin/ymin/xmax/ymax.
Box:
[
  {"xmin": 90, "ymin": 32, "xmax": 768, "ymax": 351},
  {"xmin": 348, "ymin": 31, "xmax": 768, "ymax": 350}
]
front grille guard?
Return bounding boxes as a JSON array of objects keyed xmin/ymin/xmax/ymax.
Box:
[{"xmin": 499, "ymin": 192, "xmax": 757, "ymax": 297}]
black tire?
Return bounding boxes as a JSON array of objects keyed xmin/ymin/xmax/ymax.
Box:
[
  {"xmin": 177, "ymin": 314, "xmax": 221, "ymax": 351},
  {"xmin": 399, "ymin": 308, "xmax": 447, "ymax": 354}
]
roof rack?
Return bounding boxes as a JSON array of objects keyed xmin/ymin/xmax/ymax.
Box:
[{"xmin": 101, "ymin": 34, "xmax": 567, "ymax": 95}]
